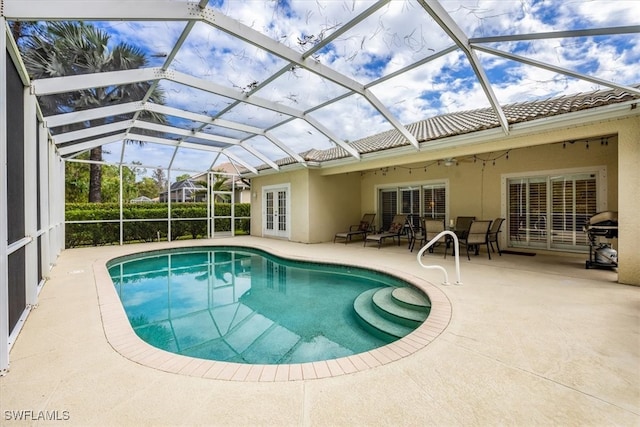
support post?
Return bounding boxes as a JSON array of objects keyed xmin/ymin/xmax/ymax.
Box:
[
  {"xmin": 1, "ymin": 17, "xmax": 11, "ymax": 375},
  {"xmin": 38, "ymin": 124, "xmax": 50, "ymax": 280},
  {"xmin": 24, "ymin": 87, "xmax": 38, "ymax": 307}
]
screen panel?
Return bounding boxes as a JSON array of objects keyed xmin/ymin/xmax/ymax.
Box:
[
  {"xmin": 8, "ymin": 247, "xmax": 26, "ymax": 334},
  {"xmin": 6, "ymin": 51, "xmax": 25, "ymax": 244}
]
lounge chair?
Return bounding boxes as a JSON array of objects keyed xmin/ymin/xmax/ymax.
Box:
[
  {"xmin": 364, "ymin": 214, "xmax": 407, "ymax": 249},
  {"xmin": 487, "ymin": 217, "xmax": 505, "ymax": 255},
  {"xmin": 334, "ymin": 213, "xmax": 376, "ymax": 243}
]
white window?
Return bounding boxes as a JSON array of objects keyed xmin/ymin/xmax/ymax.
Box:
[{"xmin": 378, "ymin": 182, "xmax": 448, "ymax": 230}]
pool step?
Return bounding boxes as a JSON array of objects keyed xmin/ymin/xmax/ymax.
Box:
[
  {"xmin": 353, "ymin": 287, "xmax": 430, "ymax": 340},
  {"xmin": 372, "ymin": 287, "xmax": 429, "ymax": 328},
  {"xmin": 241, "ymin": 323, "xmax": 302, "ymax": 364},
  {"xmin": 391, "ymin": 287, "xmax": 431, "ymax": 310}
]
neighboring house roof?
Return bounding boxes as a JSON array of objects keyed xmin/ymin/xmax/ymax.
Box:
[
  {"xmin": 130, "ymin": 196, "xmax": 153, "ymax": 202},
  {"xmin": 253, "ymin": 85, "xmax": 639, "ymax": 171},
  {"xmin": 212, "ymin": 162, "xmax": 242, "ymax": 176},
  {"xmin": 192, "ymin": 164, "xmax": 251, "ymax": 188},
  {"xmin": 168, "ymin": 178, "xmax": 205, "ymax": 191}
]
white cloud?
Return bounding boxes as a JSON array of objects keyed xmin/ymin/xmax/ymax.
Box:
[
  {"xmin": 560, "ymin": 0, "xmax": 640, "ymax": 26},
  {"xmin": 65, "ymin": 0, "xmax": 640, "ymax": 170}
]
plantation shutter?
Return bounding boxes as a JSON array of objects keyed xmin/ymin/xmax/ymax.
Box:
[
  {"xmin": 380, "ymin": 182, "xmax": 447, "ymax": 230},
  {"xmin": 575, "ymin": 176, "xmax": 597, "ymax": 243},
  {"xmin": 379, "ymin": 189, "xmax": 398, "ymax": 231},
  {"xmin": 508, "ymin": 172, "xmax": 597, "ymax": 251},
  {"xmin": 528, "ymin": 179, "xmax": 547, "ymax": 245},
  {"xmin": 422, "ymin": 184, "xmax": 446, "ymax": 220},
  {"xmin": 400, "ymin": 188, "xmax": 420, "ymax": 215},
  {"xmin": 508, "ymin": 180, "xmax": 525, "ymax": 243},
  {"xmin": 507, "ymin": 177, "xmax": 546, "ymax": 247},
  {"xmin": 400, "ymin": 187, "xmax": 420, "ymax": 227},
  {"xmin": 550, "ymin": 174, "xmax": 596, "ymax": 248}
]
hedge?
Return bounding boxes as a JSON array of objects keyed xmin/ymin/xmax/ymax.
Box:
[{"xmin": 65, "ymin": 202, "xmax": 250, "ymax": 247}]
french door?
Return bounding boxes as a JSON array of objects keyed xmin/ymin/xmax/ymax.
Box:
[{"xmin": 263, "ymin": 184, "xmax": 290, "ymax": 239}]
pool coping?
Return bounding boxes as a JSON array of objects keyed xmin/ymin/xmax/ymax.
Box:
[{"xmin": 93, "ymin": 240, "xmax": 452, "ymax": 382}]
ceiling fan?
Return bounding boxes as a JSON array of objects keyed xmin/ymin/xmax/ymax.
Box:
[{"xmin": 442, "ymin": 157, "xmax": 474, "ymax": 166}]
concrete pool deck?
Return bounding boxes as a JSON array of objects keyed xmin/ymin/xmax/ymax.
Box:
[{"xmin": 1, "ymin": 236, "xmax": 638, "ymax": 426}]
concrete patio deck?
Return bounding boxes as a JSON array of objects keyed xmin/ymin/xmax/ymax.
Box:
[{"xmin": 1, "ymin": 236, "xmax": 638, "ymax": 426}]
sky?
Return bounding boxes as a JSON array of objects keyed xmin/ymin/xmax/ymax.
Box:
[{"xmin": 44, "ymin": 0, "xmax": 640, "ymax": 178}]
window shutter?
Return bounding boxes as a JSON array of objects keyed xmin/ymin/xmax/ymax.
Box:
[
  {"xmin": 380, "ymin": 190, "xmax": 397, "ymax": 231},
  {"xmin": 422, "ymin": 184, "xmax": 446, "ymax": 220},
  {"xmin": 379, "ymin": 183, "xmax": 447, "ymax": 230},
  {"xmin": 508, "ymin": 172, "xmax": 597, "ymax": 251},
  {"xmin": 400, "ymin": 187, "xmax": 420, "ymax": 227},
  {"xmin": 550, "ymin": 174, "xmax": 596, "ymax": 248}
]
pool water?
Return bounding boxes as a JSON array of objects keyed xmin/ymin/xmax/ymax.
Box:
[{"xmin": 108, "ymin": 246, "xmax": 424, "ymax": 364}]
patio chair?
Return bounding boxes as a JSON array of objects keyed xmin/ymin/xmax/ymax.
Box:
[
  {"xmin": 423, "ymin": 219, "xmax": 446, "ymax": 255},
  {"xmin": 454, "ymin": 216, "xmax": 476, "ymax": 239},
  {"xmin": 487, "ymin": 217, "xmax": 505, "ymax": 255},
  {"xmin": 407, "ymin": 217, "xmax": 426, "ymax": 252},
  {"xmin": 456, "ymin": 220, "xmax": 492, "ymax": 260},
  {"xmin": 364, "ymin": 214, "xmax": 407, "ymax": 249},
  {"xmin": 333, "ymin": 213, "xmax": 376, "ymax": 243}
]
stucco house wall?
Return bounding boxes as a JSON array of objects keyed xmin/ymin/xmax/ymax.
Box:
[
  {"xmin": 617, "ymin": 116, "xmax": 640, "ymax": 285},
  {"xmin": 250, "ymin": 169, "xmax": 361, "ymax": 243},
  {"xmin": 251, "ymin": 114, "xmax": 638, "ymax": 285},
  {"xmin": 358, "ymin": 136, "xmax": 617, "ymax": 246},
  {"xmin": 250, "ymin": 169, "xmax": 308, "ymax": 242},
  {"xmin": 308, "ymin": 170, "xmax": 361, "ymax": 244}
]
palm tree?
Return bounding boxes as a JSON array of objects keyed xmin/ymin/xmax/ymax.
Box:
[
  {"xmin": 19, "ymin": 21, "xmax": 166, "ymax": 202},
  {"xmin": 195, "ymin": 170, "xmax": 232, "ymax": 203},
  {"xmin": 211, "ymin": 172, "xmax": 232, "ymax": 203}
]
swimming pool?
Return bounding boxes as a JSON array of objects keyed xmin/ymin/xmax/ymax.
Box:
[{"xmin": 107, "ymin": 246, "xmax": 431, "ymax": 365}]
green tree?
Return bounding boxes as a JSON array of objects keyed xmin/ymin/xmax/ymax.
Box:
[
  {"xmin": 152, "ymin": 168, "xmax": 167, "ymax": 192},
  {"xmin": 175, "ymin": 173, "xmax": 192, "ymax": 182},
  {"xmin": 101, "ymin": 166, "xmax": 139, "ymax": 203},
  {"xmin": 65, "ymin": 157, "xmax": 146, "ymax": 203},
  {"xmin": 195, "ymin": 169, "xmax": 232, "ymax": 203},
  {"xmin": 137, "ymin": 177, "xmax": 161, "ymax": 199},
  {"xmin": 65, "ymin": 155, "xmax": 90, "ymax": 203},
  {"xmin": 10, "ymin": 21, "xmax": 41, "ymax": 46},
  {"xmin": 20, "ymin": 21, "xmax": 166, "ymax": 202}
]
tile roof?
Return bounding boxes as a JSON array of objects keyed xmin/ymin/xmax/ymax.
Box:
[
  {"xmin": 168, "ymin": 178, "xmax": 204, "ymax": 191},
  {"xmin": 256, "ymin": 86, "xmax": 639, "ymax": 171}
]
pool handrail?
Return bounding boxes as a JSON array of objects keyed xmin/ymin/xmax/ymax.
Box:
[{"xmin": 416, "ymin": 230, "xmax": 462, "ymax": 285}]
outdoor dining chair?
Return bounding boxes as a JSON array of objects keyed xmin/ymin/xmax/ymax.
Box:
[
  {"xmin": 406, "ymin": 217, "xmax": 426, "ymax": 252},
  {"xmin": 455, "ymin": 220, "xmax": 493, "ymax": 260},
  {"xmin": 487, "ymin": 217, "xmax": 505, "ymax": 255},
  {"xmin": 454, "ymin": 216, "xmax": 476, "ymax": 239},
  {"xmin": 423, "ymin": 219, "xmax": 446, "ymax": 255}
]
